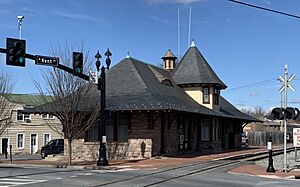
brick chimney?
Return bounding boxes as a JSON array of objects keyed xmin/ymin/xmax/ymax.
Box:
[{"xmin": 162, "ymin": 49, "xmax": 177, "ymax": 72}]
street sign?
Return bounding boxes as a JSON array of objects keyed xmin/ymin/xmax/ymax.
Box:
[
  {"xmin": 89, "ymin": 70, "xmax": 98, "ymax": 84},
  {"xmin": 35, "ymin": 55, "xmax": 59, "ymax": 66},
  {"xmin": 293, "ymin": 128, "xmax": 300, "ymax": 147}
]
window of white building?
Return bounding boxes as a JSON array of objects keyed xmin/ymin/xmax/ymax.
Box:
[
  {"xmin": 41, "ymin": 114, "xmax": 55, "ymax": 119},
  {"xmin": 17, "ymin": 133, "xmax": 24, "ymax": 149},
  {"xmin": 44, "ymin": 133, "xmax": 51, "ymax": 145},
  {"xmin": 16, "ymin": 110, "xmax": 31, "ymax": 123}
]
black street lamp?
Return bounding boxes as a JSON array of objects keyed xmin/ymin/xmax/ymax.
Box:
[{"xmin": 95, "ymin": 49, "xmax": 111, "ymax": 166}]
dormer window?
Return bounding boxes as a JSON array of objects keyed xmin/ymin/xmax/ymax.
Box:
[
  {"xmin": 213, "ymin": 88, "xmax": 220, "ymax": 105},
  {"xmin": 161, "ymin": 79, "xmax": 173, "ymax": 86},
  {"xmin": 203, "ymin": 87, "xmax": 210, "ymax": 104},
  {"xmin": 16, "ymin": 110, "xmax": 31, "ymax": 123}
]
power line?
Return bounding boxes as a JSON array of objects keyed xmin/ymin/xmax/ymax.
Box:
[
  {"xmin": 225, "ymin": 78, "xmax": 277, "ymax": 92},
  {"xmin": 228, "ymin": 0, "xmax": 300, "ymax": 20}
]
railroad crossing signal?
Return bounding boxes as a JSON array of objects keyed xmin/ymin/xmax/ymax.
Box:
[
  {"xmin": 73, "ymin": 52, "xmax": 83, "ymax": 74},
  {"xmin": 6, "ymin": 38, "xmax": 26, "ymax": 67},
  {"xmin": 271, "ymin": 107, "xmax": 300, "ymax": 120},
  {"xmin": 279, "ymin": 74, "xmax": 296, "ymax": 93}
]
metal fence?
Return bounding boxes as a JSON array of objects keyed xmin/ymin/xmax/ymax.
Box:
[{"xmin": 247, "ymin": 131, "xmax": 293, "ymax": 146}]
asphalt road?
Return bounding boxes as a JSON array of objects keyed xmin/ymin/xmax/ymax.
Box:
[{"xmin": 0, "ymin": 160, "xmax": 299, "ymax": 187}]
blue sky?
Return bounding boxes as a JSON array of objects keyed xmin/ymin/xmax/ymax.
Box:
[{"xmin": 0, "ymin": 0, "xmax": 300, "ymax": 111}]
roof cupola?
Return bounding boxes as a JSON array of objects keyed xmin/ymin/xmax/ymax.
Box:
[{"xmin": 162, "ymin": 49, "xmax": 177, "ymax": 73}]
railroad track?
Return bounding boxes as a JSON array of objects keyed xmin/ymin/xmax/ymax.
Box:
[
  {"xmin": 95, "ymin": 147, "xmax": 294, "ymax": 187},
  {"xmin": 223, "ymin": 147, "xmax": 295, "ymax": 161},
  {"xmin": 94, "ymin": 160, "xmax": 240, "ymax": 187}
]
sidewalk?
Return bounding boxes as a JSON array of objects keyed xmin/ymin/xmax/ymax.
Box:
[{"xmin": 1, "ymin": 145, "xmax": 299, "ymax": 179}]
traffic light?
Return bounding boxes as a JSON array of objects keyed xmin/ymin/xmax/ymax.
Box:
[
  {"xmin": 6, "ymin": 38, "xmax": 26, "ymax": 67},
  {"xmin": 271, "ymin": 107, "xmax": 300, "ymax": 120},
  {"xmin": 271, "ymin": 108, "xmax": 285, "ymax": 120},
  {"xmin": 73, "ymin": 52, "xmax": 83, "ymax": 74}
]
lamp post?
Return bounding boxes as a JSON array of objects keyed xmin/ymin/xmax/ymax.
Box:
[
  {"xmin": 17, "ymin": 15, "xmax": 24, "ymax": 39},
  {"xmin": 95, "ymin": 49, "xmax": 111, "ymax": 166},
  {"xmin": 266, "ymin": 136, "xmax": 275, "ymax": 172}
]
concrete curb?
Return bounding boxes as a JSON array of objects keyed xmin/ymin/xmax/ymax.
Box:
[{"xmin": 0, "ymin": 162, "xmax": 121, "ymax": 170}]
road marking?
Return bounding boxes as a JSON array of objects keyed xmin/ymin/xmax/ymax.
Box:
[
  {"xmin": 17, "ymin": 176, "xmax": 29, "ymax": 178},
  {"xmin": 117, "ymin": 168, "xmax": 139, "ymax": 172},
  {"xmin": 91, "ymin": 170, "xmax": 118, "ymax": 173},
  {"xmin": 0, "ymin": 178, "xmax": 47, "ymax": 186},
  {"xmin": 76, "ymin": 172, "xmax": 93, "ymax": 176}
]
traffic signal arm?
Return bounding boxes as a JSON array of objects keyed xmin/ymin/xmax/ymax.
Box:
[
  {"xmin": 58, "ymin": 64, "xmax": 89, "ymax": 81},
  {"xmin": 25, "ymin": 53, "xmax": 36, "ymax": 60},
  {"xmin": 0, "ymin": 48, "xmax": 5, "ymax": 53}
]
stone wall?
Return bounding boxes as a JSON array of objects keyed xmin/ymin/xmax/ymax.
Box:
[
  {"xmin": 198, "ymin": 140, "xmax": 221, "ymax": 154},
  {"xmin": 65, "ymin": 138, "xmax": 152, "ymax": 161},
  {"xmin": 108, "ymin": 139, "xmax": 152, "ymax": 159},
  {"xmin": 129, "ymin": 112, "xmax": 161, "ymax": 156}
]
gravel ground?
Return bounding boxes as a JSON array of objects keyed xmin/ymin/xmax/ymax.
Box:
[{"xmin": 256, "ymin": 150, "xmax": 300, "ymax": 170}]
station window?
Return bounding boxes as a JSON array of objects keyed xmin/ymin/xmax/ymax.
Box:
[{"xmin": 203, "ymin": 87, "xmax": 210, "ymax": 104}]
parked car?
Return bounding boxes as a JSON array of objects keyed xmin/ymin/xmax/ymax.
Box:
[{"xmin": 41, "ymin": 139, "xmax": 64, "ymax": 159}]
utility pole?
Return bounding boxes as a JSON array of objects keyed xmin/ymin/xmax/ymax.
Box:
[
  {"xmin": 279, "ymin": 65, "xmax": 296, "ymax": 172},
  {"xmin": 280, "ymin": 81, "xmax": 283, "ymax": 132}
]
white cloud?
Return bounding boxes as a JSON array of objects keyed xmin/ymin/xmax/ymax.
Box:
[
  {"xmin": 261, "ymin": 0, "xmax": 271, "ymax": 5},
  {"xmin": 52, "ymin": 11, "xmax": 104, "ymax": 24},
  {"xmin": 146, "ymin": 0, "xmax": 207, "ymax": 5},
  {"xmin": 236, "ymin": 105, "xmax": 255, "ymax": 112},
  {"xmin": 238, "ymin": 99, "xmax": 247, "ymax": 104},
  {"xmin": 0, "ymin": 0, "xmax": 29, "ymax": 5},
  {"xmin": 149, "ymin": 16, "xmax": 169, "ymax": 24},
  {"xmin": 249, "ymin": 92, "xmax": 261, "ymax": 97}
]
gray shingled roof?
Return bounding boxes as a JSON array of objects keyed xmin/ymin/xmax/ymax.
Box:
[
  {"xmin": 25, "ymin": 57, "xmax": 259, "ymax": 122},
  {"xmin": 172, "ymin": 46, "xmax": 227, "ymax": 89},
  {"xmin": 219, "ymin": 96, "xmax": 260, "ymax": 122},
  {"xmin": 105, "ymin": 57, "xmax": 215, "ymax": 115}
]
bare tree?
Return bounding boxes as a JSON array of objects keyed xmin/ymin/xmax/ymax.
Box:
[
  {"xmin": 35, "ymin": 42, "xmax": 100, "ymax": 165},
  {"xmin": 0, "ymin": 71, "xmax": 14, "ymax": 136},
  {"xmin": 241, "ymin": 106, "xmax": 267, "ymax": 120}
]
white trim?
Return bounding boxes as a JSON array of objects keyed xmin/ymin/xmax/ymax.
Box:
[
  {"xmin": 16, "ymin": 133, "xmax": 25, "ymax": 149},
  {"xmin": 29, "ymin": 133, "xmax": 38, "ymax": 154},
  {"xmin": 43, "ymin": 133, "xmax": 51, "ymax": 146},
  {"xmin": 41, "ymin": 114, "xmax": 55, "ymax": 120}
]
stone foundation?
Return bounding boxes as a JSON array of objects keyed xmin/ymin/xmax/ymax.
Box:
[
  {"xmin": 198, "ymin": 141, "xmax": 221, "ymax": 154},
  {"xmin": 64, "ymin": 138, "xmax": 152, "ymax": 161}
]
